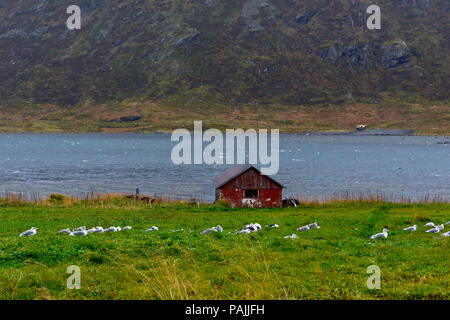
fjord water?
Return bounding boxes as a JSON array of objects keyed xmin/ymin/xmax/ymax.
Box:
[{"xmin": 0, "ymin": 134, "xmax": 448, "ymax": 202}]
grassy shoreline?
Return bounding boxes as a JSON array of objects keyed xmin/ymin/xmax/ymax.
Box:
[
  {"xmin": 1, "ymin": 100, "xmax": 449, "ymax": 135},
  {"xmin": 0, "ymin": 200, "xmax": 448, "ymax": 300},
  {"xmin": 0, "ymin": 129, "xmax": 448, "ymax": 137},
  {"xmin": 0, "ymin": 126, "xmax": 448, "ymax": 136}
]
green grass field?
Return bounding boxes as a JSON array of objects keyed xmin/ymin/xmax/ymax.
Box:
[{"xmin": 0, "ymin": 201, "xmax": 448, "ymax": 300}]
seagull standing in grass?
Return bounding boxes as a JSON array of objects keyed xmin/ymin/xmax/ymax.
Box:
[
  {"xmin": 370, "ymin": 228, "xmax": 389, "ymax": 239},
  {"xmin": 424, "ymin": 222, "xmax": 435, "ymax": 227},
  {"xmin": 284, "ymin": 234, "xmax": 297, "ymax": 239},
  {"xmin": 104, "ymin": 227, "xmax": 117, "ymax": 232},
  {"xmin": 403, "ymin": 225, "xmax": 417, "ymax": 231},
  {"xmin": 73, "ymin": 226, "xmax": 86, "ymax": 232},
  {"xmin": 442, "ymin": 231, "xmax": 450, "ymax": 237},
  {"xmin": 266, "ymin": 224, "xmax": 279, "ymax": 228},
  {"xmin": 436, "ymin": 224, "xmax": 444, "ymax": 231},
  {"xmin": 20, "ymin": 227, "xmax": 37, "ymax": 237},
  {"xmin": 123, "ymin": 226, "xmax": 132, "ymax": 230},
  {"xmin": 146, "ymin": 226, "xmax": 158, "ymax": 232},
  {"xmin": 237, "ymin": 229, "xmax": 251, "ymax": 234}
]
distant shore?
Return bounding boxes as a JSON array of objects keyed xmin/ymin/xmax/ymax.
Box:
[
  {"xmin": 297, "ymin": 129, "xmax": 416, "ymax": 136},
  {"xmin": 0, "ymin": 129, "xmax": 448, "ymax": 137}
]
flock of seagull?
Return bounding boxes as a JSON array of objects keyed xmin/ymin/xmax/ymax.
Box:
[
  {"xmin": 284, "ymin": 222, "xmax": 321, "ymax": 239},
  {"xmin": 57, "ymin": 226, "xmax": 134, "ymax": 236},
  {"xmin": 19, "ymin": 225, "xmax": 158, "ymax": 237},
  {"xmin": 369, "ymin": 221, "xmax": 450, "ymax": 239},
  {"xmin": 17, "ymin": 220, "xmax": 450, "ymax": 239}
]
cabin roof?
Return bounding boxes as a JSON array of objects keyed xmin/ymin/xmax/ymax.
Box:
[{"xmin": 213, "ymin": 164, "xmax": 285, "ymax": 189}]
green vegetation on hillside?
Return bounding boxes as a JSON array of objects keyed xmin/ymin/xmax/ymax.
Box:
[{"xmin": 0, "ymin": 1, "xmax": 448, "ymax": 133}]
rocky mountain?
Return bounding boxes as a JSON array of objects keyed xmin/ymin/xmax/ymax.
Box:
[{"xmin": 0, "ymin": 0, "xmax": 448, "ymax": 110}]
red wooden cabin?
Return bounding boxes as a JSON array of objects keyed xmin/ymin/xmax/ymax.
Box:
[{"xmin": 213, "ymin": 164, "xmax": 284, "ymax": 208}]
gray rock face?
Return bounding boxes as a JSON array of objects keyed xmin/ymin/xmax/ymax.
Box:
[
  {"xmin": 346, "ymin": 43, "xmax": 370, "ymax": 69},
  {"xmin": 175, "ymin": 30, "xmax": 200, "ymax": 47},
  {"xmin": 316, "ymin": 43, "xmax": 345, "ymax": 62},
  {"xmin": 317, "ymin": 40, "xmax": 412, "ymax": 69},
  {"xmin": 296, "ymin": 10, "xmax": 317, "ymax": 26},
  {"xmin": 376, "ymin": 41, "xmax": 411, "ymax": 68},
  {"xmin": 316, "ymin": 42, "xmax": 370, "ymax": 69},
  {"xmin": 241, "ymin": 0, "xmax": 275, "ymax": 32}
]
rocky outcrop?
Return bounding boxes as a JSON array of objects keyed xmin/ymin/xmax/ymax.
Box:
[
  {"xmin": 175, "ymin": 30, "xmax": 200, "ymax": 47},
  {"xmin": 317, "ymin": 40, "xmax": 412, "ymax": 69},
  {"xmin": 241, "ymin": 0, "xmax": 275, "ymax": 32},
  {"xmin": 375, "ymin": 41, "xmax": 412, "ymax": 68},
  {"xmin": 316, "ymin": 42, "xmax": 370, "ymax": 69},
  {"xmin": 296, "ymin": 10, "xmax": 317, "ymax": 26}
]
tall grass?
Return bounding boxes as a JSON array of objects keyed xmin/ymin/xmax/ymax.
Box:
[
  {"xmin": 290, "ymin": 190, "xmax": 447, "ymax": 205},
  {"xmin": 0, "ymin": 190, "xmax": 447, "ymax": 209}
]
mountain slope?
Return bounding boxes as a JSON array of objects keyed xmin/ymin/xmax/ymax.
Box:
[{"xmin": 0, "ymin": 0, "xmax": 448, "ymax": 129}]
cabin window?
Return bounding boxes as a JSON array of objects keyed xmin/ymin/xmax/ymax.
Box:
[{"xmin": 244, "ymin": 189, "xmax": 258, "ymax": 198}]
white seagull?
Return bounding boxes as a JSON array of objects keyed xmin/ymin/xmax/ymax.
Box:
[
  {"xmin": 104, "ymin": 227, "xmax": 117, "ymax": 232},
  {"xmin": 20, "ymin": 227, "xmax": 37, "ymax": 237},
  {"xmin": 296, "ymin": 226, "xmax": 310, "ymax": 232},
  {"xmin": 58, "ymin": 228, "xmax": 71, "ymax": 234},
  {"xmin": 370, "ymin": 228, "xmax": 389, "ymax": 239},
  {"xmin": 123, "ymin": 226, "xmax": 132, "ymax": 230},
  {"xmin": 436, "ymin": 224, "xmax": 444, "ymax": 231},
  {"xmin": 146, "ymin": 226, "xmax": 159, "ymax": 232},
  {"xmin": 446, "ymin": 221, "xmax": 450, "ymax": 225},
  {"xmin": 426, "ymin": 227, "xmax": 440, "ymax": 233},
  {"xmin": 201, "ymin": 228, "xmax": 214, "ymax": 234},
  {"xmin": 307, "ymin": 222, "xmax": 320, "ymax": 229},
  {"xmin": 243, "ymin": 223, "xmax": 259, "ymax": 232},
  {"xmin": 441, "ymin": 231, "xmax": 450, "ymax": 237},
  {"xmin": 266, "ymin": 224, "xmax": 279, "ymax": 228},
  {"xmin": 403, "ymin": 225, "xmax": 417, "ymax": 231},
  {"xmin": 284, "ymin": 234, "xmax": 297, "ymax": 239},
  {"xmin": 424, "ymin": 222, "xmax": 435, "ymax": 227},
  {"xmin": 73, "ymin": 226, "xmax": 86, "ymax": 232},
  {"xmin": 94, "ymin": 226, "xmax": 104, "ymax": 233},
  {"xmin": 201, "ymin": 225, "xmax": 223, "ymax": 234},
  {"xmin": 237, "ymin": 229, "xmax": 251, "ymax": 234},
  {"xmin": 71, "ymin": 230, "xmax": 88, "ymax": 236}
]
